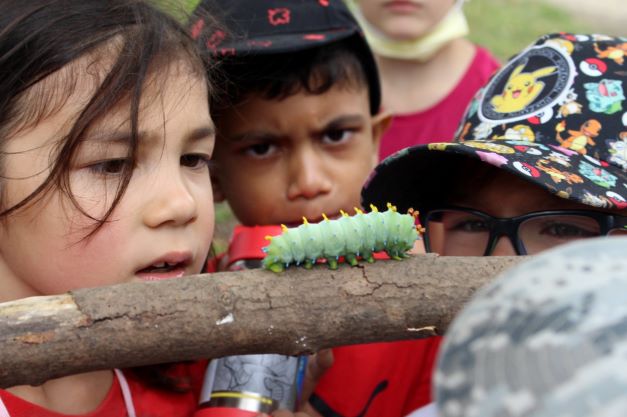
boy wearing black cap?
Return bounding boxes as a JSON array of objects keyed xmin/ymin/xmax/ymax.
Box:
[
  {"xmin": 190, "ymin": 1, "xmax": 441, "ymax": 416},
  {"xmin": 362, "ymin": 33, "xmax": 627, "ymax": 416}
]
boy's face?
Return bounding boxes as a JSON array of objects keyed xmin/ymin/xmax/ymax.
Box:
[
  {"xmin": 212, "ymin": 84, "xmax": 387, "ymax": 226},
  {"xmin": 359, "ymin": 0, "xmax": 456, "ymax": 41}
]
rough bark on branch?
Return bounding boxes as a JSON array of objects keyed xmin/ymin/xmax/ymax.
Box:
[{"xmin": 0, "ymin": 254, "xmax": 523, "ymax": 388}]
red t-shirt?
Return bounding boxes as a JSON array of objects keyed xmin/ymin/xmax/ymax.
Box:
[
  {"xmin": 310, "ymin": 338, "xmax": 443, "ymax": 417},
  {"xmin": 379, "ymin": 46, "xmax": 501, "ymax": 160},
  {"xmin": 0, "ymin": 362, "xmax": 207, "ymax": 417}
]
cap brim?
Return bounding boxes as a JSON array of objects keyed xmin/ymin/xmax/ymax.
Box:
[
  {"xmin": 225, "ymin": 28, "xmax": 357, "ymax": 55},
  {"xmin": 362, "ymin": 141, "xmax": 627, "ymax": 212}
]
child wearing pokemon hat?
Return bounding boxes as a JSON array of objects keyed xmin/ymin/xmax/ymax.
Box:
[{"xmin": 362, "ymin": 32, "xmax": 627, "ymax": 416}]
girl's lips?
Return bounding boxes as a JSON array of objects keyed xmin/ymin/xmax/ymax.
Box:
[
  {"xmin": 136, "ymin": 267, "xmax": 186, "ymax": 281},
  {"xmin": 135, "ymin": 251, "xmax": 193, "ymax": 281}
]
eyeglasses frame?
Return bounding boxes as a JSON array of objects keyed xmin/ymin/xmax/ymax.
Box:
[{"xmin": 419, "ymin": 206, "xmax": 627, "ymax": 256}]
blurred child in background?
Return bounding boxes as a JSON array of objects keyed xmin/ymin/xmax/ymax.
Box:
[{"xmin": 345, "ymin": 0, "xmax": 500, "ymax": 159}]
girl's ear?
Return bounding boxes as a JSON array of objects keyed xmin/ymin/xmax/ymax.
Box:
[{"xmin": 370, "ymin": 111, "xmax": 393, "ymax": 167}]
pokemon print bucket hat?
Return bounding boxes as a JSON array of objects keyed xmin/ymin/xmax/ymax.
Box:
[
  {"xmin": 362, "ymin": 33, "xmax": 627, "ymax": 211},
  {"xmin": 191, "ymin": 0, "xmax": 381, "ymax": 114},
  {"xmin": 435, "ymin": 236, "xmax": 627, "ymax": 417}
]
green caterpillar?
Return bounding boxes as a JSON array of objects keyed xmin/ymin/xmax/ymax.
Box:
[{"xmin": 262, "ymin": 204, "xmax": 422, "ymax": 273}]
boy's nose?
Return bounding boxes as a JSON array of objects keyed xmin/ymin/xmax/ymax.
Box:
[
  {"xmin": 286, "ymin": 150, "xmax": 332, "ymax": 200},
  {"xmin": 143, "ymin": 172, "xmax": 198, "ymax": 228}
]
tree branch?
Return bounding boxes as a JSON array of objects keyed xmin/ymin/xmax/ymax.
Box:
[{"xmin": 0, "ymin": 254, "xmax": 523, "ymax": 388}]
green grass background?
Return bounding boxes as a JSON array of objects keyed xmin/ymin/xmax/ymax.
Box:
[{"xmin": 465, "ymin": 0, "xmax": 593, "ymax": 61}]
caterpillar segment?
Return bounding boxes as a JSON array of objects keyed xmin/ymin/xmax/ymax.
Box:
[{"xmin": 262, "ymin": 204, "xmax": 423, "ymax": 272}]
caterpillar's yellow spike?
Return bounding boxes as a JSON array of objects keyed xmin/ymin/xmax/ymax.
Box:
[
  {"xmin": 265, "ymin": 235, "xmax": 273, "ymax": 241},
  {"xmin": 354, "ymin": 207, "xmax": 364, "ymax": 214},
  {"xmin": 340, "ymin": 210, "xmax": 349, "ymax": 217},
  {"xmin": 322, "ymin": 213, "xmax": 330, "ymax": 221},
  {"xmin": 302, "ymin": 217, "xmax": 309, "ymax": 225},
  {"xmin": 281, "ymin": 224, "xmax": 288, "ymax": 232},
  {"xmin": 386, "ymin": 202, "xmax": 397, "ymax": 212},
  {"xmin": 416, "ymin": 225, "xmax": 426, "ymax": 234},
  {"xmin": 369, "ymin": 204, "xmax": 379, "ymax": 213}
]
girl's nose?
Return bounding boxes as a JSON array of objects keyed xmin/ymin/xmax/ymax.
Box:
[
  {"xmin": 286, "ymin": 149, "xmax": 332, "ymax": 200},
  {"xmin": 143, "ymin": 172, "xmax": 198, "ymax": 228}
]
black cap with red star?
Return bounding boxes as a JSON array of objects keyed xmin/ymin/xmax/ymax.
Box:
[{"xmin": 191, "ymin": 0, "xmax": 381, "ymax": 114}]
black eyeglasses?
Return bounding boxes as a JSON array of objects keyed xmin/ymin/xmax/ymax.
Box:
[{"xmin": 420, "ymin": 207, "xmax": 627, "ymax": 256}]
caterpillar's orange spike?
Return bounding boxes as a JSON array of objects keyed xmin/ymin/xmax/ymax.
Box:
[
  {"xmin": 281, "ymin": 224, "xmax": 288, "ymax": 232},
  {"xmin": 340, "ymin": 210, "xmax": 349, "ymax": 217},
  {"xmin": 302, "ymin": 217, "xmax": 309, "ymax": 225},
  {"xmin": 408, "ymin": 207, "xmax": 419, "ymax": 218},
  {"xmin": 369, "ymin": 204, "xmax": 379, "ymax": 213},
  {"xmin": 354, "ymin": 207, "xmax": 364, "ymax": 214},
  {"xmin": 322, "ymin": 213, "xmax": 330, "ymax": 221}
]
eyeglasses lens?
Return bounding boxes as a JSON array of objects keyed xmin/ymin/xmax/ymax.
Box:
[
  {"xmin": 426, "ymin": 210, "xmax": 490, "ymax": 256},
  {"xmin": 518, "ymin": 214, "xmax": 601, "ymax": 254}
]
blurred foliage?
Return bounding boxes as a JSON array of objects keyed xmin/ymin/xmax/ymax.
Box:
[{"xmin": 465, "ymin": 0, "xmax": 593, "ymax": 61}]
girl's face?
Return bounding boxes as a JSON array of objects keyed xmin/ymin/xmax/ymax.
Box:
[
  {"xmin": 358, "ymin": 0, "xmax": 456, "ymax": 41},
  {"xmin": 0, "ymin": 62, "xmax": 215, "ymax": 302}
]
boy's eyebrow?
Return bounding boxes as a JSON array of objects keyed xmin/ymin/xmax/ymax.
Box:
[
  {"xmin": 322, "ymin": 115, "xmax": 366, "ymax": 131},
  {"xmin": 226, "ymin": 115, "xmax": 366, "ymax": 142},
  {"xmin": 227, "ymin": 131, "xmax": 280, "ymax": 143}
]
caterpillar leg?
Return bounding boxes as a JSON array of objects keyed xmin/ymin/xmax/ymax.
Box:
[
  {"xmin": 345, "ymin": 254, "xmax": 359, "ymax": 266},
  {"xmin": 268, "ymin": 263, "xmax": 285, "ymax": 273},
  {"xmin": 304, "ymin": 259, "xmax": 314, "ymax": 270},
  {"xmin": 327, "ymin": 258, "xmax": 339, "ymax": 270}
]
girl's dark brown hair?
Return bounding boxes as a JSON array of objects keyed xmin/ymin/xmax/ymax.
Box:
[
  {"xmin": 0, "ymin": 0, "xmax": 211, "ymax": 232},
  {"xmin": 0, "ymin": 0, "xmax": 214, "ymax": 392}
]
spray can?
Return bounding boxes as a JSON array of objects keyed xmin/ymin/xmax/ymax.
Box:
[{"xmin": 195, "ymin": 354, "xmax": 307, "ymax": 417}]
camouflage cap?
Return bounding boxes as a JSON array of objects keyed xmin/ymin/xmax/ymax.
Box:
[{"xmin": 436, "ymin": 236, "xmax": 627, "ymax": 417}]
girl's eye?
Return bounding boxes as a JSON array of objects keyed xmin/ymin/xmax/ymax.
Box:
[
  {"xmin": 244, "ymin": 142, "xmax": 276, "ymax": 158},
  {"xmin": 87, "ymin": 159, "xmax": 131, "ymax": 175},
  {"xmin": 322, "ymin": 129, "xmax": 353, "ymax": 144},
  {"xmin": 181, "ymin": 153, "xmax": 211, "ymax": 169}
]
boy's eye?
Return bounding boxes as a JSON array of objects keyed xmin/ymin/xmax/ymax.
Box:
[
  {"xmin": 181, "ymin": 153, "xmax": 211, "ymax": 169},
  {"xmin": 322, "ymin": 129, "xmax": 353, "ymax": 144},
  {"xmin": 87, "ymin": 158, "xmax": 131, "ymax": 175},
  {"xmin": 244, "ymin": 142, "xmax": 276, "ymax": 157}
]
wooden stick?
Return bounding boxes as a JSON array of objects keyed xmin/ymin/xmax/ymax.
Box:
[{"xmin": 0, "ymin": 255, "xmax": 523, "ymax": 388}]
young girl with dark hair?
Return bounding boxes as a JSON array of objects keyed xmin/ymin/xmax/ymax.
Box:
[{"xmin": 0, "ymin": 1, "xmax": 217, "ymax": 415}]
